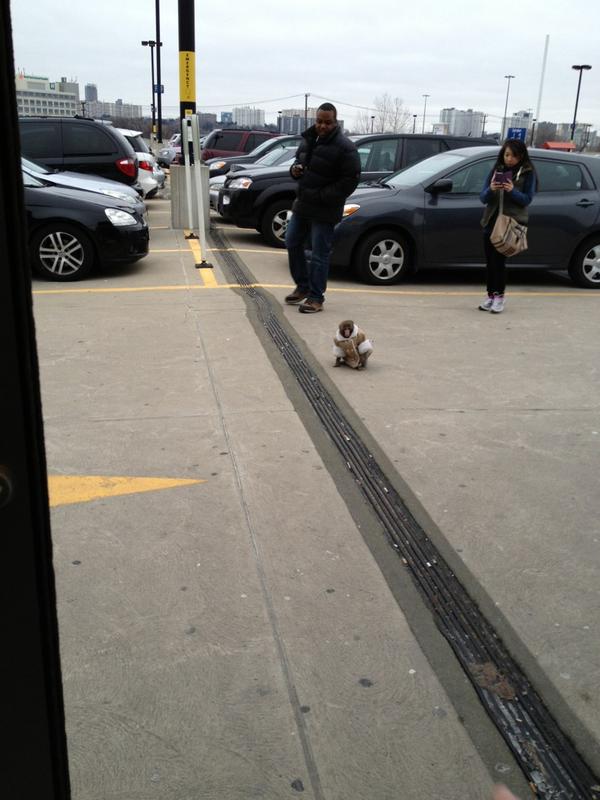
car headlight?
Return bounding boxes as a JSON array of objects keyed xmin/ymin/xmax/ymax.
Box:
[
  {"xmin": 227, "ymin": 177, "xmax": 253, "ymax": 190},
  {"xmin": 210, "ymin": 161, "xmax": 227, "ymax": 170},
  {"xmin": 97, "ymin": 189, "xmax": 135, "ymax": 204},
  {"xmin": 343, "ymin": 203, "xmax": 361, "ymax": 217},
  {"xmin": 105, "ymin": 208, "xmax": 138, "ymax": 227}
]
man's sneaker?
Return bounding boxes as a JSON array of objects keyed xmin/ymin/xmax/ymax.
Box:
[
  {"xmin": 298, "ymin": 298, "xmax": 323, "ymax": 314},
  {"xmin": 479, "ymin": 294, "xmax": 494, "ymax": 311},
  {"xmin": 285, "ymin": 288, "xmax": 309, "ymax": 305},
  {"xmin": 491, "ymin": 294, "xmax": 505, "ymax": 313}
]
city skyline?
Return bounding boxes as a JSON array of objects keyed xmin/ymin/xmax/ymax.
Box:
[{"xmin": 9, "ymin": 0, "xmax": 600, "ymax": 133}]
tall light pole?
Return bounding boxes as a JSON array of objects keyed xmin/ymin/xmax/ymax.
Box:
[
  {"xmin": 530, "ymin": 118, "xmax": 537, "ymax": 146},
  {"xmin": 502, "ymin": 75, "xmax": 515, "ymax": 140},
  {"xmin": 422, "ymin": 94, "xmax": 430, "ymax": 134},
  {"xmin": 412, "ymin": 114, "xmax": 417, "ymax": 134},
  {"xmin": 155, "ymin": 0, "xmax": 163, "ymax": 142},
  {"xmin": 141, "ymin": 40, "xmax": 156, "ymax": 139},
  {"xmin": 370, "ymin": 115, "xmax": 375, "ymax": 133},
  {"xmin": 571, "ymin": 64, "xmax": 592, "ymax": 141}
]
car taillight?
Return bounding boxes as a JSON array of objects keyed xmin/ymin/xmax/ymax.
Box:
[
  {"xmin": 139, "ymin": 160, "xmax": 153, "ymax": 171},
  {"xmin": 116, "ymin": 157, "xmax": 136, "ymax": 178}
]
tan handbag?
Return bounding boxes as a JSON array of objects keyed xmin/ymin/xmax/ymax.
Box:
[{"xmin": 490, "ymin": 171, "xmax": 528, "ymax": 257}]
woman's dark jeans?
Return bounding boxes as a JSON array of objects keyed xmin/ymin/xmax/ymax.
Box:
[{"xmin": 483, "ymin": 229, "xmax": 507, "ymax": 295}]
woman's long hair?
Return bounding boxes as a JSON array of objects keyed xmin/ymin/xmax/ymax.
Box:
[{"xmin": 495, "ymin": 138, "xmax": 536, "ymax": 179}]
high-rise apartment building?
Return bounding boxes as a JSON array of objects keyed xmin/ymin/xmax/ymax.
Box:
[
  {"xmin": 232, "ymin": 106, "xmax": 265, "ymax": 127},
  {"xmin": 439, "ymin": 108, "xmax": 485, "ymax": 137},
  {"xmin": 15, "ymin": 72, "xmax": 79, "ymax": 117},
  {"xmin": 85, "ymin": 99, "xmax": 143, "ymax": 119}
]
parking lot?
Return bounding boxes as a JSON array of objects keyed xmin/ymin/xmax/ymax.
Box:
[{"xmin": 31, "ymin": 197, "xmax": 600, "ymax": 799}]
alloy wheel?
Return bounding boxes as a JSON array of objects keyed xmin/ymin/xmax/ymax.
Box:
[
  {"xmin": 38, "ymin": 231, "xmax": 86, "ymax": 277},
  {"xmin": 272, "ymin": 209, "xmax": 293, "ymax": 243}
]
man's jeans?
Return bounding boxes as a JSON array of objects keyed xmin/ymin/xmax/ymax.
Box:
[{"xmin": 285, "ymin": 214, "xmax": 335, "ymax": 304}]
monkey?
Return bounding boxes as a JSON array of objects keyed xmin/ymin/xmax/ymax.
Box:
[{"xmin": 332, "ymin": 319, "xmax": 373, "ymax": 370}]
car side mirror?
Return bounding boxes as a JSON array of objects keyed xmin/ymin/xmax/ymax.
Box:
[{"xmin": 426, "ymin": 178, "xmax": 453, "ymax": 194}]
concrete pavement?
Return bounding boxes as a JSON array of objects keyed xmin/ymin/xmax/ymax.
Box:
[{"xmin": 30, "ymin": 198, "xmax": 599, "ymax": 798}]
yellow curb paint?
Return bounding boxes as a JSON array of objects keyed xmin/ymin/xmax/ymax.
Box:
[
  {"xmin": 47, "ymin": 475, "xmax": 205, "ymax": 507},
  {"xmin": 187, "ymin": 237, "xmax": 218, "ymax": 287}
]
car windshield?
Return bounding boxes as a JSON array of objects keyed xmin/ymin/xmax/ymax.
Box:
[
  {"xmin": 22, "ymin": 170, "xmax": 45, "ymax": 188},
  {"xmin": 383, "ymin": 152, "xmax": 468, "ymax": 189},
  {"xmin": 255, "ymin": 146, "xmax": 297, "ymax": 167},
  {"xmin": 22, "ymin": 156, "xmax": 52, "ymax": 175},
  {"xmin": 247, "ymin": 137, "xmax": 280, "ymax": 157},
  {"xmin": 127, "ymin": 135, "xmax": 150, "ymax": 154}
]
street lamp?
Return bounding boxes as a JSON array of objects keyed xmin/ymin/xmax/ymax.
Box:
[
  {"xmin": 422, "ymin": 94, "xmax": 430, "ymax": 134},
  {"xmin": 141, "ymin": 40, "xmax": 157, "ymax": 139},
  {"xmin": 412, "ymin": 114, "xmax": 417, "ymax": 134},
  {"xmin": 370, "ymin": 115, "xmax": 375, "ymax": 133},
  {"xmin": 502, "ymin": 74, "xmax": 515, "ymax": 140},
  {"xmin": 571, "ymin": 64, "xmax": 592, "ymax": 142}
]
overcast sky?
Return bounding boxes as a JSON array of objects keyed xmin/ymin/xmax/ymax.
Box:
[{"xmin": 9, "ymin": 0, "xmax": 600, "ymax": 132}]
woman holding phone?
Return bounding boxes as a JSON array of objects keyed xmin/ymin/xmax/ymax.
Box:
[{"xmin": 479, "ymin": 139, "xmax": 537, "ymax": 313}]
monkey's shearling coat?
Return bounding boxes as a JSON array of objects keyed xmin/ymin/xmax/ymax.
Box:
[{"xmin": 333, "ymin": 321, "xmax": 373, "ymax": 369}]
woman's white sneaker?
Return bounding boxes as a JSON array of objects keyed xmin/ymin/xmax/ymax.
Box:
[
  {"xmin": 490, "ymin": 294, "xmax": 505, "ymax": 313},
  {"xmin": 479, "ymin": 295, "xmax": 494, "ymax": 311}
]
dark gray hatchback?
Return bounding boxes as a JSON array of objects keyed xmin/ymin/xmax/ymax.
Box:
[
  {"xmin": 19, "ymin": 117, "xmax": 139, "ymax": 186},
  {"xmin": 331, "ymin": 147, "xmax": 600, "ymax": 288}
]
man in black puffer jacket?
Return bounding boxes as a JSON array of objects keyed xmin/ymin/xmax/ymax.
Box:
[{"xmin": 284, "ymin": 103, "xmax": 361, "ymax": 313}]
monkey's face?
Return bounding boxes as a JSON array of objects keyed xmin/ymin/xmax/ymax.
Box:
[{"xmin": 339, "ymin": 320, "xmax": 354, "ymax": 338}]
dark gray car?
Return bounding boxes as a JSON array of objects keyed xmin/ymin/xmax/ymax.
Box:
[{"xmin": 331, "ymin": 147, "xmax": 600, "ymax": 288}]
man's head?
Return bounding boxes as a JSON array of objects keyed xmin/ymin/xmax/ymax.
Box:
[{"xmin": 315, "ymin": 103, "xmax": 338, "ymax": 137}]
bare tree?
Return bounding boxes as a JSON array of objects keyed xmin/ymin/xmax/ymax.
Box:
[{"xmin": 353, "ymin": 95, "xmax": 412, "ymax": 134}]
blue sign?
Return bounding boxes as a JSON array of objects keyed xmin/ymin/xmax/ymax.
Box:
[
  {"xmin": 153, "ymin": 84, "xmax": 164, "ymax": 94},
  {"xmin": 507, "ymin": 127, "xmax": 527, "ymax": 141}
]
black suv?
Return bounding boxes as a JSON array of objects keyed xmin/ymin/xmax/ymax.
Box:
[
  {"xmin": 19, "ymin": 117, "xmax": 138, "ymax": 185},
  {"xmin": 219, "ymin": 133, "xmax": 493, "ymax": 247}
]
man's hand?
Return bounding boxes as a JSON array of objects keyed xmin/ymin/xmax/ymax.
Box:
[{"xmin": 291, "ymin": 164, "xmax": 304, "ymax": 178}]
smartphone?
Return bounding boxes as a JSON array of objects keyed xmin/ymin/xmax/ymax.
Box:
[{"xmin": 494, "ymin": 170, "xmax": 512, "ymax": 185}]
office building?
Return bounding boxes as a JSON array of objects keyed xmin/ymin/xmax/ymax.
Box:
[
  {"xmin": 15, "ymin": 72, "xmax": 79, "ymax": 117},
  {"xmin": 279, "ymin": 108, "xmax": 344, "ymax": 134},
  {"xmin": 85, "ymin": 83, "xmax": 98, "ymax": 102}
]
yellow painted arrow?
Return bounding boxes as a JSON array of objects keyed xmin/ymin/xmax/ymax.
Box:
[{"xmin": 47, "ymin": 475, "xmax": 205, "ymax": 508}]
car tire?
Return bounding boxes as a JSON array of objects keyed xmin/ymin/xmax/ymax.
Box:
[
  {"xmin": 30, "ymin": 223, "xmax": 95, "ymax": 282},
  {"xmin": 260, "ymin": 199, "xmax": 294, "ymax": 248},
  {"xmin": 354, "ymin": 229, "xmax": 411, "ymax": 284},
  {"xmin": 568, "ymin": 239, "xmax": 600, "ymax": 289}
]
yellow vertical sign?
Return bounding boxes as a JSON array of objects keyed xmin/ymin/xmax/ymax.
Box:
[{"xmin": 179, "ymin": 51, "xmax": 196, "ymax": 103}]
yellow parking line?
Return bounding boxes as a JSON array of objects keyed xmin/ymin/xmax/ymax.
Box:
[
  {"xmin": 32, "ymin": 282, "xmax": 600, "ymax": 298},
  {"xmin": 185, "ymin": 234, "xmax": 219, "ymax": 287}
]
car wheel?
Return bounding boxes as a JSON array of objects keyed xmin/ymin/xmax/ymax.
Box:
[
  {"xmin": 354, "ymin": 229, "xmax": 410, "ymax": 284},
  {"xmin": 260, "ymin": 199, "xmax": 294, "ymax": 248},
  {"xmin": 30, "ymin": 224, "xmax": 95, "ymax": 281},
  {"xmin": 568, "ymin": 239, "xmax": 600, "ymax": 289}
]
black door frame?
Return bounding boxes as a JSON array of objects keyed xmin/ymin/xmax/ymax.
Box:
[{"xmin": 1, "ymin": 2, "xmax": 70, "ymax": 796}]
